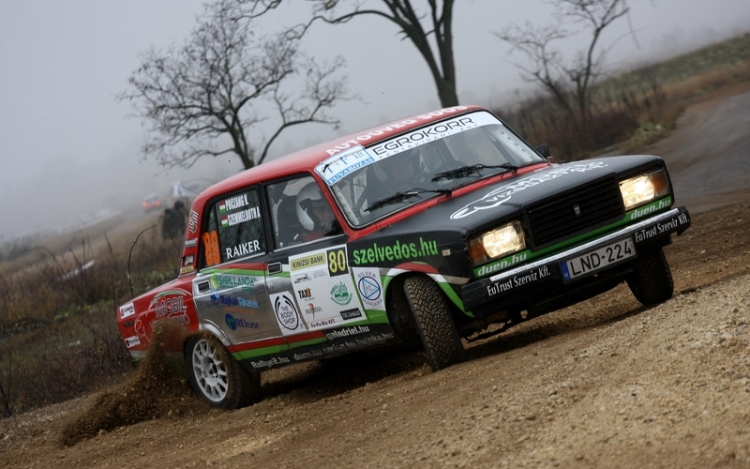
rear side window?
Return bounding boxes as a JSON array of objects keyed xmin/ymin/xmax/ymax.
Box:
[{"xmin": 200, "ymin": 187, "xmax": 266, "ymax": 268}]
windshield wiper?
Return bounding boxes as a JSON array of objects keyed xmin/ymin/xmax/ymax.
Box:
[
  {"xmin": 365, "ymin": 188, "xmax": 451, "ymax": 213},
  {"xmin": 431, "ymin": 163, "xmax": 521, "ymax": 182}
]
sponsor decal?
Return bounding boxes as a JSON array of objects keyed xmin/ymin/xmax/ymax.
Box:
[
  {"xmin": 292, "ymin": 349, "xmax": 324, "ymax": 361},
  {"xmin": 352, "ymin": 237, "xmax": 438, "ymax": 265},
  {"xmin": 322, "ymin": 106, "xmax": 470, "ymax": 156},
  {"xmin": 316, "ymin": 145, "xmax": 377, "ymax": 186},
  {"xmin": 179, "ymin": 265, "xmax": 195, "ymax": 275},
  {"xmin": 297, "ymin": 288, "xmax": 313, "ymax": 300},
  {"xmin": 294, "ymin": 273, "xmax": 310, "ymax": 283},
  {"xmin": 291, "ymin": 252, "xmax": 327, "ymax": 271},
  {"xmin": 325, "ymin": 325, "xmax": 370, "ymax": 341},
  {"xmin": 188, "ymin": 210, "xmax": 199, "ymax": 233},
  {"xmin": 120, "ymin": 302, "xmax": 135, "ymax": 319},
  {"xmin": 356, "ymin": 271, "xmax": 382, "ymax": 308},
  {"xmin": 212, "ymin": 274, "xmax": 256, "ymax": 291},
  {"xmin": 249, "ymin": 356, "xmax": 291, "ymax": 370},
  {"xmin": 340, "ymin": 308, "xmax": 363, "ymax": 320},
  {"xmin": 451, "ymin": 162, "xmax": 608, "ymax": 220},
  {"xmin": 313, "ymin": 269, "xmax": 328, "ymax": 278},
  {"xmin": 273, "ymin": 293, "xmax": 301, "ymax": 331},
  {"xmin": 476, "ymin": 251, "xmax": 529, "ymax": 277},
  {"xmin": 221, "ymin": 206, "xmax": 261, "ymax": 228},
  {"xmin": 225, "ymin": 239, "xmax": 262, "ymax": 260},
  {"xmin": 330, "ymin": 282, "xmax": 353, "ymax": 306},
  {"xmin": 124, "ymin": 336, "xmax": 141, "ymax": 348},
  {"xmin": 149, "ymin": 292, "xmax": 188, "ymax": 318},
  {"xmin": 310, "ymin": 318, "xmax": 337, "ymax": 328},
  {"xmin": 626, "ymin": 197, "xmax": 672, "ymax": 221},
  {"xmin": 224, "ymin": 313, "xmax": 260, "ymax": 331},
  {"xmin": 369, "ymin": 115, "xmax": 483, "ymax": 158},
  {"xmin": 184, "ymin": 238, "xmax": 198, "ymax": 248},
  {"xmin": 210, "ymin": 294, "xmax": 259, "ymax": 309},
  {"xmin": 486, "ymin": 265, "xmax": 552, "ymax": 297},
  {"xmin": 634, "ymin": 212, "xmax": 690, "ymax": 243},
  {"xmin": 304, "ymin": 303, "xmax": 323, "ymax": 318}
]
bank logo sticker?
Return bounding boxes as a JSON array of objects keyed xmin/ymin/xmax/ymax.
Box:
[
  {"xmin": 330, "ymin": 282, "xmax": 352, "ymax": 306},
  {"xmin": 290, "ymin": 252, "xmax": 327, "ymax": 271}
]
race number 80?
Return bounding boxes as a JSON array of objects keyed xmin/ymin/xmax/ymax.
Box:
[{"xmin": 327, "ymin": 247, "xmax": 349, "ymax": 276}]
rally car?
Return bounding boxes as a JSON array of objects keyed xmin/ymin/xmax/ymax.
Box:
[{"xmin": 117, "ymin": 105, "xmax": 690, "ymax": 409}]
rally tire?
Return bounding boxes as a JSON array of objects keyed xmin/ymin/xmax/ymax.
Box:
[
  {"xmin": 403, "ymin": 275, "xmax": 466, "ymax": 372},
  {"xmin": 186, "ymin": 333, "xmax": 260, "ymax": 410},
  {"xmin": 627, "ymin": 247, "xmax": 674, "ymax": 306}
]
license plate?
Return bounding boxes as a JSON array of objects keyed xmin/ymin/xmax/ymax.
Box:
[{"xmin": 560, "ymin": 238, "xmax": 635, "ymax": 282}]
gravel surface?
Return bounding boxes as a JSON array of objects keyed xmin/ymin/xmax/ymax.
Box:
[{"xmin": 2, "ymin": 89, "xmax": 750, "ymax": 469}]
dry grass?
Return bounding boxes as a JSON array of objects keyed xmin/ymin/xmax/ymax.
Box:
[{"xmin": 495, "ymin": 33, "xmax": 750, "ymax": 159}]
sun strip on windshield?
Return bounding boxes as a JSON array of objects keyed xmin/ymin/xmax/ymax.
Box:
[{"xmin": 315, "ymin": 112, "xmax": 502, "ymax": 187}]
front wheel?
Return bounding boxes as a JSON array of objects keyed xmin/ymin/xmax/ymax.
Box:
[
  {"xmin": 186, "ymin": 333, "xmax": 260, "ymax": 409},
  {"xmin": 403, "ymin": 275, "xmax": 466, "ymax": 371},
  {"xmin": 627, "ymin": 247, "xmax": 674, "ymax": 306}
]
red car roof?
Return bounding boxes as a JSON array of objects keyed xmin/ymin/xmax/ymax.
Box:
[{"xmin": 192, "ymin": 105, "xmax": 486, "ymax": 209}]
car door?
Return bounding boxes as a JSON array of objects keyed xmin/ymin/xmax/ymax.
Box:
[
  {"xmin": 191, "ymin": 185, "xmax": 284, "ymax": 347},
  {"xmin": 263, "ymin": 175, "xmax": 370, "ymax": 345}
]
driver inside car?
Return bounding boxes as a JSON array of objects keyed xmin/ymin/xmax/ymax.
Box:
[{"xmin": 295, "ymin": 182, "xmax": 339, "ymax": 242}]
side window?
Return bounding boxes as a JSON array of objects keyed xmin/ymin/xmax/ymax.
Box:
[
  {"xmin": 267, "ymin": 175, "xmax": 340, "ymax": 249},
  {"xmin": 199, "ymin": 187, "xmax": 266, "ymax": 268}
]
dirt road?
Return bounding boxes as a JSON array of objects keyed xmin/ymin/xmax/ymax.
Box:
[{"xmin": 2, "ymin": 91, "xmax": 750, "ymax": 469}]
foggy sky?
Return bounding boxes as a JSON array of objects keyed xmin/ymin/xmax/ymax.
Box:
[{"xmin": 1, "ymin": 0, "xmax": 748, "ymax": 238}]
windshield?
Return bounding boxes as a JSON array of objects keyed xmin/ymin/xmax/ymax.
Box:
[{"xmin": 316, "ymin": 111, "xmax": 545, "ymax": 227}]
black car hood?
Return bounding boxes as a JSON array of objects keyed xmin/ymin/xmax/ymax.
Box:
[{"xmin": 376, "ymin": 155, "xmax": 664, "ymax": 237}]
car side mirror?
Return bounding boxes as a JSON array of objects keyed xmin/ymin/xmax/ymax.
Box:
[{"xmin": 534, "ymin": 143, "xmax": 551, "ymax": 158}]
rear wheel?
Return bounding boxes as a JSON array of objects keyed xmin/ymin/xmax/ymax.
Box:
[
  {"xmin": 627, "ymin": 247, "xmax": 674, "ymax": 306},
  {"xmin": 186, "ymin": 333, "xmax": 260, "ymax": 409},
  {"xmin": 403, "ymin": 275, "xmax": 466, "ymax": 371}
]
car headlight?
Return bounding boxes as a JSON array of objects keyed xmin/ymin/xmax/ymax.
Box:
[
  {"xmin": 469, "ymin": 220, "xmax": 526, "ymax": 265},
  {"xmin": 619, "ymin": 169, "xmax": 670, "ymax": 211}
]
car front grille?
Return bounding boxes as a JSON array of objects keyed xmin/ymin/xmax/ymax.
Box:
[{"xmin": 525, "ymin": 177, "xmax": 624, "ymax": 249}]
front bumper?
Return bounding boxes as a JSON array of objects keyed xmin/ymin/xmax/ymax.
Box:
[{"xmin": 461, "ymin": 206, "xmax": 691, "ymax": 312}]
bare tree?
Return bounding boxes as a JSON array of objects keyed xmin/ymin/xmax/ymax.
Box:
[
  {"xmin": 234, "ymin": 0, "xmax": 459, "ymax": 108},
  {"xmin": 118, "ymin": 1, "xmax": 348, "ymax": 170},
  {"xmin": 496, "ymin": 0, "xmax": 632, "ymax": 130}
]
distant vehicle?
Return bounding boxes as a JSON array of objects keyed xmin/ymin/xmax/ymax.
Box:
[
  {"xmin": 117, "ymin": 105, "xmax": 691, "ymax": 409},
  {"xmin": 142, "ymin": 194, "xmax": 162, "ymax": 212}
]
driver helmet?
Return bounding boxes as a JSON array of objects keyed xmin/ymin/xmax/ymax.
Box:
[{"xmin": 296, "ymin": 182, "xmax": 328, "ymax": 231}]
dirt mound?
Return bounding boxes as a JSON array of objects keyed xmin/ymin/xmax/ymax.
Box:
[{"xmin": 59, "ymin": 321, "xmax": 209, "ymax": 446}]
